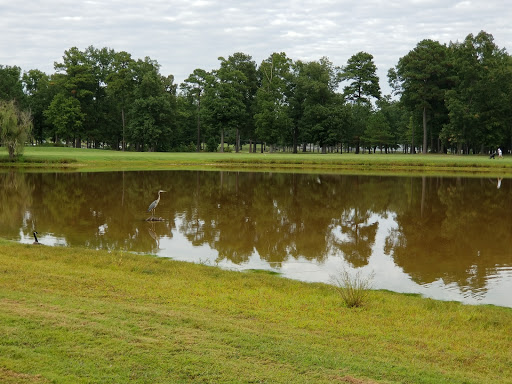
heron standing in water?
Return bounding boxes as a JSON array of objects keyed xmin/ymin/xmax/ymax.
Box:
[{"xmin": 147, "ymin": 190, "xmax": 166, "ymax": 219}]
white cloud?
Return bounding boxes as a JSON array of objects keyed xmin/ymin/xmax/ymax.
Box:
[{"xmin": 0, "ymin": 0, "xmax": 510, "ymax": 95}]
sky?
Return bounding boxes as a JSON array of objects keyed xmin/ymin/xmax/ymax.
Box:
[{"xmin": 1, "ymin": 0, "xmax": 511, "ymax": 95}]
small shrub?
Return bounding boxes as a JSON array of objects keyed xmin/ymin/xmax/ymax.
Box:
[
  {"xmin": 330, "ymin": 268, "xmax": 374, "ymax": 308},
  {"xmin": 206, "ymin": 137, "xmax": 218, "ymax": 152}
]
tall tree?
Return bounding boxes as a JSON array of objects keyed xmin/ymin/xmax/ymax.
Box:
[
  {"xmin": 218, "ymin": 53, "xmax": 258, "ymax": 152},
  {"xmin": 22, "ymin": 69, "xmax": 55, "ymax": 144},
  {"xmin": 254, "ymin": 52, "xmax": 293, "ymax": 152},
  {"xmin": 181, "ymin": 68, "xmax": 210, "ymax": 152},
  {"xmin": 341, "ymin": 51, "xmax": 381, "ymax": 104},
  {"xmin": 442, "ymin": 31, "xmax": 511, "ymax": 153},
  {"xmin": 107, "ymin": 51, "xmax": 136, "ymax": 150},
  {"xmin": 201, "ymin": 55, "xmax": 247, "ymax": 152},
  {"xmin": 44, "ymin": 93, "xmax": 85, "ymax": 144},
  {"xmin": 127, "ymin": 57, "xmax": 176, "ymax": 151},
  {"xmin": 389, "ymin": 39, "xmax": 452, "ymax": 153},
  {"xmin": 52, "ymin": 47, "xmax": 96, "ymax": 147},
  {"xmin": 291, "ymin": 57, "xmax": 341, "ymax": 153},
  {"xmin": 84, "ymin": 46, "xmax": 118, "ymax": 148}
]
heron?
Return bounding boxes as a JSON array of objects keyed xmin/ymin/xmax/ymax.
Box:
[
  {"xmin": 33, "ymin": 231, "xmax": 41, "ymax": 245},
  {"xmin": 147, "ymin": 190, "xmax": 166, "ymax": 219}
]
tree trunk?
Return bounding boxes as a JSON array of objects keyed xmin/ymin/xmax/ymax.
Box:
[
  {"xmin": 422, "ymin": 106, "xmax": 427, "ymax": 154},
  {"xmin": 220, "ymin": 128, "xmax": 224, "ymax": 153},
  {"xmin": 411, "ymin": 123, "xmax": 415, "ymax": 154},
  {"xmin": 121, "ymin": 107, "xmax": 126, "ymax": 151},
  {"xmin": 293, "ymin": 125, "xmax": 298, "ymax": 153},
  {"xmin": 196, "ymin": 96, "xmax": 201, "ymax": 152}
]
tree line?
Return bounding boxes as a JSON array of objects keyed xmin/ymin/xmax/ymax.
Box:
[{"xmin": 1, "ymin": 30, "xmax": 511, "ymax": 156}]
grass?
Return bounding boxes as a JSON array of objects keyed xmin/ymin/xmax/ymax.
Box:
[
  {"xmin": 1, "ymin": 146, "xmax": 512, "ymax": 175},
  {"xmin": 2, "ymin": 147, "xmax": 512, "ymax": 382},
  {"xmin": 1, "ymin": 240, "xmax": 512, "ymax": 383}
]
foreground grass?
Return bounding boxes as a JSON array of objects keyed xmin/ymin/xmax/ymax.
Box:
[
  {"xmin": 2, "ymin": 146, "xmax": 512, "ymax": 175},
  {"xmin": 1, "ymin": 241, "xmax": 511, "ymax": 383}
]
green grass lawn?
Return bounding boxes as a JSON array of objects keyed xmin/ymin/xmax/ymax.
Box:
[
  {"xmin": 2, "ymin": 147, "xmax": 512, "ymax": 383},
  {"xmin": 1, "ymin": 240, "xmax": 511, "ymax": 384},
  {"xmin": 1, "ymin": 146, "xmax": 512, "ymax": 174}
]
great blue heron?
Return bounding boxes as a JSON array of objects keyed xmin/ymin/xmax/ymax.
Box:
[
  {"xmin": 33, "ymin": 231, "xmax": 41, "ymax": 245},
  {"xmin": 147, "ymin": 190, "xmax": 166, "ymax": 218}
]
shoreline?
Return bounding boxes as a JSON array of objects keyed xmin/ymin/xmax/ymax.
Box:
[{"xmin": 2, "ymin": 147, "xmax": 512, "ymax": 176}]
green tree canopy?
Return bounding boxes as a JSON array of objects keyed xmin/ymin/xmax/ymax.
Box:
[
  {"xmin": 255, "ymin": 52, "xmax": 294, "ymax": 151},
  {"xmin": 442, "ymin": 31, "xmax": 512, "ymax": 153},
  {"xmin": 0, "ymin": 65, "xmax": 25, "ymax": 104},
  {"xmin": 341, "ymin": 51, "xmax": 381, "ymax": 104},
  {"xmin": 181, "ymin": 68, "xmax": 213, "ymax": 152},
  {"xmin": 389, "ymin": 39, "xmax": 452, "ymax": 153}
]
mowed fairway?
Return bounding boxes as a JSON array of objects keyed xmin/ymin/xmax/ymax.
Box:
[
  {"xmin": 1, "ymin": 241, "xmax": 512, "ymax": 384},
  {"xmin": 2, "ymin": 146, "xmax": 512, "ymax": 174}
]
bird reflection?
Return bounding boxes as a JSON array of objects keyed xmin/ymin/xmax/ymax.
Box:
[{"xmin": 147, "ymin": 223, "xmax": 159, "ymax": 248}]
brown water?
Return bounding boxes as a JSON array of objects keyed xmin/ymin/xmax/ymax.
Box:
[{"xmin": 1, "ymin": 170, "xmax": 511, "ymax": 307}]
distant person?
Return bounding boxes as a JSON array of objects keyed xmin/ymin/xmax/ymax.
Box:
[{"xmin": 498, "ymin": 148, "xmax": 503, "ymax": 158}]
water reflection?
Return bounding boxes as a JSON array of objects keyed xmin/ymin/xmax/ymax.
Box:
[{"xmin": 1, "ymin": 170, "xmax": 511, "ymax": 307}]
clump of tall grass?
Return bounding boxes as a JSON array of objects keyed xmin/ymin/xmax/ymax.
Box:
[{"xmin": 330, "ymin": 268, "xmax": 375, "ymax": 308}]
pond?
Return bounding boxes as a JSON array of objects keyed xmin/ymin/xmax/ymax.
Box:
[{"xmin": 1, "ymin": 170, "xmax": 511, "ymax": 307}]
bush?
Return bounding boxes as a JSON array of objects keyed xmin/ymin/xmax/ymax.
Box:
[
  {"xmin": 206, "ymin": 137, "xmax": 218, "ymax": 152},
  {"xmin": 171, "ymin": 142, "xmax": 197, "ymax": 152},
  {"xmin": 330, "ymin": 268, "xmax": 374, "ymax": 308}
]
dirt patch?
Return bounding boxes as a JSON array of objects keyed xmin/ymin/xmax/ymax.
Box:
[
  {"xmin": 0, "ymin": 368, "xmax": 49, "ymax": 383},
  {"xmin": 330, "ymin": 375, "xmax": 380, "ymax": 384}
]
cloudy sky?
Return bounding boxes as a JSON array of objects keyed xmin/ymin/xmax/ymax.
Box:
[{"xmin": 1, "ymin": 0, "xmax": 510, "ymax": 95}]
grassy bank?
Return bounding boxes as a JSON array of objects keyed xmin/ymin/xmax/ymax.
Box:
[
  {"xmin": 1, "ymin": 240, "xmax": 511, "ymax": 383},
  {"xmin": 2, "ymin": 146, "xmax": 512, "ymax": 175}
]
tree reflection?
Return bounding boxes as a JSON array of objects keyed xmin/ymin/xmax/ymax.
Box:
[
  {"xmin": 384, "ymin": 176, "xmax": 512, "ymax": 295},
  {"xmin": 0, "ymin": 170, "xmax": 35, "ymax": 233},
  {"xmin": 1, "ymin": 170, "xmax": 511, "ymax": 297},
  {"xmin": 334, "ymin": 208, "xmax": 378, "ymax": 267}
]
